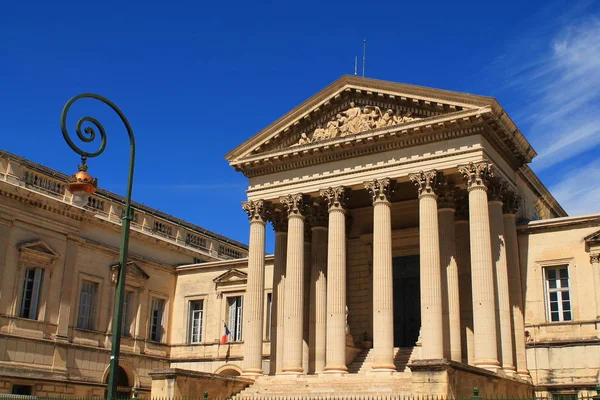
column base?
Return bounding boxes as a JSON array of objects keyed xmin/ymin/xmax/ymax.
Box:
[
  {"xmin": 281, "ymin": 367, "xmax": 304, "ymax": 376},
  {"xmin": 502, "ymin": 366, "xmax": 517, "ymax": 376},
  {"xmin": 241, "ymin": 369, "xmax": 264, "ymax": 378},
  {"xmin": 370, "ymin": 365, "xmax": 396, "ymax": 374},
  {"xmin": 474, "ymin": 359, "xmax": 501, "ymax": 372},
  {"xmin": 323, "ymin": 365, "xmax": 348, "ymax": 375}
]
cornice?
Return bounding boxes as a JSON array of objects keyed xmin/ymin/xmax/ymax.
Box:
[
  {"xmin": 175, "ymin": 254, "xmax": 274, "ymax": 273},
  {"xmin": 236, "ymin": 109, "xmax": 491, "ymax": 178},
  {"xmin": 225, "ymin": 75, "xmax": 497, "ymax": 162},
  {"xmin": 518, "ymin": 165, "xmax": 567, "ymax": 218},
  {"xmin": 517, "ymin": 213, "xmax": 600, "ymax": 235},
  {"xmin": 0, "ymin": 185, "xmax": 85, "ymax": 222}
]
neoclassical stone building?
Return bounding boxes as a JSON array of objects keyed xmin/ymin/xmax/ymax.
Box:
[{"xmin": 1, "ymin": 76, "xmax": 600, "ymax": 399}]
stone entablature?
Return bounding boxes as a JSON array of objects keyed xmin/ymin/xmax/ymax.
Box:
[{"xmin": 0, "ymin": 149, "xmax": 248, "ymax": 261}]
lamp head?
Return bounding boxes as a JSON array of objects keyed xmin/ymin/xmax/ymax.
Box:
[{"xmin": 68, "ymin": 158, "xmax": 98, "ymax": 205}]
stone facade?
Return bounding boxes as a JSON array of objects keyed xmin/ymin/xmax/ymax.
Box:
[{"xmin": 1, "ymin": 76, "xmax": 600, "ymax": 399}]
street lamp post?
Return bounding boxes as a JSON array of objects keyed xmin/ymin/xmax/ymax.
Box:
[{"xmin": 61, "ymin": 94, "xmax": 136, "ymax": 400}]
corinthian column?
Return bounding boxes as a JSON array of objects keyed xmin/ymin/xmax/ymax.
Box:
[
  {"xmin": 409, "ymin": 170, "xmax": 444, "ymax": 360},
  {"xmin": 488, "ymin": 177, "xmax": 515, "ymax": 374},
  {"xmin": 241, "ymin": 199, "xmax": 271, "ymax": 375},
  {"xmin": 503, "ymin": 189, "xmax": 528, "ymax": 378},
  {"xmin": 309, "ymin": 202, "xmax": 328, "ymax": 374},
  {"xmin": 302, "ymin": 225, "xmax": 312, "ymax": 374},
  {"xmin": 320, "ymin": 186, "xmax": 350, "ymax": 374},
  {"xmin": 456, "ymin": 190, "xmax": 475, "ymax": 365},
  {"xmin": 364, "ymin": 178, "xmax": 396, "ymax": 372},
  {"xmin": 458, "ymin": 161, "xmax": 499, "ymax": 371},
  {"xmin": 269, "ymin": 211, "xmax": 287, "ymax": 375},
  {"xmin": 280, "ymin": 194, "xmax": 306, "ymax": 374},
  {"xmin": 438, "ymin": 181, "xmax": 462, "ymax": 362}
]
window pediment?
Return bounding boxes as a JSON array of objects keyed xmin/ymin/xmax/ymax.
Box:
[
  {"xmin": 213, "ymin": 269, "xmax": 247, "ymax": 291},
  {"xmin": 109, "ymin": 261, "xmax": 150, "ymax": 287},
  {"xmin": 18, "ymin": 240, "xmax": 59, "ymax": 268}
]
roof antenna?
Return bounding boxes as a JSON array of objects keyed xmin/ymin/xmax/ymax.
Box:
[
  {"xmin": 354, "ymin": 56, "xmax": 358, "ymax": 75},
  {"xmin": 362, "ymin": 39, "xmax": 366, "ymax": 77}
]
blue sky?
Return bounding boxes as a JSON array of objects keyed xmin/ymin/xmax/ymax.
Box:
[{"xmin": 1, "ymin": 0, "xmax": 598, "ymax": 253}]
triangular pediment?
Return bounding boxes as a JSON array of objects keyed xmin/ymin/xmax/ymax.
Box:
[
  {"xmin": 213, "ymin": 269, "xmax": 248, "ymax": 285},
  {"xmin": 226, "ymin": 75, "xmax": 496, "ymax": 163},
  {"xmin": 585, "ymin": 230, "xmax": 600, "ymax": 247},
  {"xmin": 18, "ymin": 240, "xmax": 59, "ymax": 258},
  {"xmin": 110, "ymin": 261, "xmax": 150, "ymax": 280}
]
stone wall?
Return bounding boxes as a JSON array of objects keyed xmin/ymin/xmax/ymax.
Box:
[{"xmin": 149, "ymin": 369, "xmax": 252, "ymax": 398}]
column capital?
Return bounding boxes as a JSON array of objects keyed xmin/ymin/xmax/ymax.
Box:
[
  {"xmin": 364, "ymin": 178, "xmax": 396, "ymax": 204},
  {"xmin": 320, "ymin": 186, "xmax": 350, "ymax": 212},
  {"xmin": 487, "ymin": 176, "xmax": 507, "ymax": 202},
  {"xmin": 409, "ymin": 170, "xmax": 441, "ymax": 198},
  {"xmin": 590, "ymin": 253, "xmax": 600, "ymax": 264},
  {"xmin": 502, "ymin": 188, "xmax": 522, "ymax": 215},
  {"xmin": 280, "ymin": 194, "xmax": 307, "ymax": 218},
  {"xmin": 308, "ymin": 201, "xmax": 328, "ymax": 228},
  {"xmin": 458, "ymin": 161, "xmax": 493, "ymax": 191},
  {"xmin": 455, "ymin": 189, "xmax": 470, "ymax": 221},
  {"xmin": 242, "ymin": 200, "xmax": 271, "ymax": 223},
  {"xmin": 270, "ymin": 210, "xmax": 288, "ymax": 233},
  {"xmin": 438, "ymin": 180, "xmax": 459, "ymax": 210}
]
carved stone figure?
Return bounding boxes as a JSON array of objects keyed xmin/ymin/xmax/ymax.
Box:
[{"xmin": 292, "ymin": 102, "xmax": 421, "ymax": 146}]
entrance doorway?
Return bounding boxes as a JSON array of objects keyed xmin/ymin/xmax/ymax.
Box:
[{"xmin": 393, "ymin": 255, "xmax": 420, "ymax": 347}]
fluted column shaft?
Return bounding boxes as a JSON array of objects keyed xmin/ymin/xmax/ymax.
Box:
[
  {"xmin": 270, "ymin": 227, "xmax": 287, "ymax": 375},
  {"xmin": 309, "ymin": 220, "xmax": 328, "ymax": 374},
  {"xmin": 459, "ymin": 162, "xmax": 499, "ymax": 371},
  {"xmin": 365, "ymin": 178, "xmax": 395, "ymax": 371},
  {"xmin": 321, "ymin": 187, "xmax": 348, "ymax": 373},
  {"xmin": 410, "ymin": 171, "xmax": 443, "ymax": 360},
  {"xmin": 489, "ymin": 199, "xmax": 515, "ymax": 373},
  {"xmin": 282, "ymin": 203, "xmax": 305, "ymax": 373},
  {"xmin": 456, "ymin": 218, "xmax": 475, "ymax": 365},
  {"xmin": 302, "ymin": 236, "xmax": 311, "ymax": 374},
  {"xmin": 439, "ymin": 207, "xmax": 461, "ymax": 362},
  {"xmin": 503, "ymin": 210, "xmax": 528, "ymax": 378},
  {"xmin": 242, "ymin": 200, "xmax": 269, "ymax": 375}
]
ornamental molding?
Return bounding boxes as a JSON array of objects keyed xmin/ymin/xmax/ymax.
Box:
[
  {"xmin": 279, "ymin": 193, "xmax": 307, "ymax": 217},
  {"xmin": 109, "ymin": 261, "xmax": 150, "ymax": 287},
  {"xmin": 241, "ymin": 199, "xmax": 271, "ymax": 223},
  {"xmin": 320, "ymin": 186, "xmax": 350, "ymax": 211},
  {"xmin": 213, "ymin": 268, "xmax": 248, "ymax": 291},
  {"xmin": 409, "ymin": 170, "xmax": 441, "ymax": 197},
  {"xmin": 458, "ymin": 161, "xmax": 493, "ymax": 190},
  {"xmin": 292, "ymin": 103, "xmax": 421, "ymax": 146},
  {"xmin": 437, "ymin": 181, "xmax": 459, "ymax": 210},
  {"xmin": 364, "ymin": 178, "xmax": 395, "ymax": 203},
  {"xmin": 590, "ymin": 253, "xmax": 600, "ymax": 264},
  {"xmin": 18, "ymin": 240, "xmax": 59, "ymax": 269}
]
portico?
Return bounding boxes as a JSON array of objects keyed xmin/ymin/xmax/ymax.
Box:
[{"xmin": 225, "ymin": 76, "xmax": 564, "ymax": 396}]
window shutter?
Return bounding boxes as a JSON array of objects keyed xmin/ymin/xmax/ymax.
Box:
[{"xmin": 29, "ymin": 268, "xmax": 43, "ymax": 319}]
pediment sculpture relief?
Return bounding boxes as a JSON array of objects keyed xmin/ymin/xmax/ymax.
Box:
[{"xmin": 293, "ymin": 102, "xmax": 421, "ymax": 146}]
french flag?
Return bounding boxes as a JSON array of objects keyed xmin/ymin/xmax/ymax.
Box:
[{"xmin": 221, "ymin": 322, "xmax": 231, "ymax": 345}]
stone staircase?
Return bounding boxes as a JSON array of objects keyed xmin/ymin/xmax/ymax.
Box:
[
  {"xmin": 348, "ymin": 347, "xmax": 420, "ymax": 374},
  {"xmin": 234, "ymin": 347, "xmax": 420, "ymax": 399},
  {"xmin": 233, "ymin": 373, "xmax": 412, "ymax": 399}
]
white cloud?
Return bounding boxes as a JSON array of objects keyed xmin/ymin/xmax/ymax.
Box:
[{"xmin": 549, "ymin": 158, "xmax": 600, "ymax": 216}]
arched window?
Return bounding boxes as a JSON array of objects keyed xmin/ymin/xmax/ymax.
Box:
[{"xmin": 105, "ymin": 366, "xmax": 131, "ymax": 398}]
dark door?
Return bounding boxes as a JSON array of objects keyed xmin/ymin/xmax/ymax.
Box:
[{"xmin": 393, "ymin": 255, "xmax": 420, "ymax": 347}]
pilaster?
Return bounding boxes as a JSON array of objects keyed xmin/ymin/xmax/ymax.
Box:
[{"xmin": 592, "ymin": 253, "xmax": 600, "ymax": 320}]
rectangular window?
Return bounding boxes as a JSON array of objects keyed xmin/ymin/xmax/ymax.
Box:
[
  {"xmin": 77, "ymin": 280, "xmax": 98, "ymax": 330},
  {"xmin": 11, "ymin": 385, "xmax": 32, "ymax": 395},
  {"xmin": 188, "ymin": 300, "xmax": 204, "ymax": 344},
  {"xmin": 545, "ymin": 266, "xmax": 572, "ymax": 322},
  {"xmin": 150, "ymin": 298, "xmax": 165, "ymax": 342},
  {"xmin": 19, "ymin": 267, "xmax": 43, "ymax": 319},
  {"xmin": 265, "ymin": 293, "xmax": 272, "ymax": 340},
  {"xmin": 122, "ymin": 291, "xmax": 134, "ymax": 337},
  {"xmin": 228, "ymin": 296, "xmax": 243, "ymax": 342}
]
